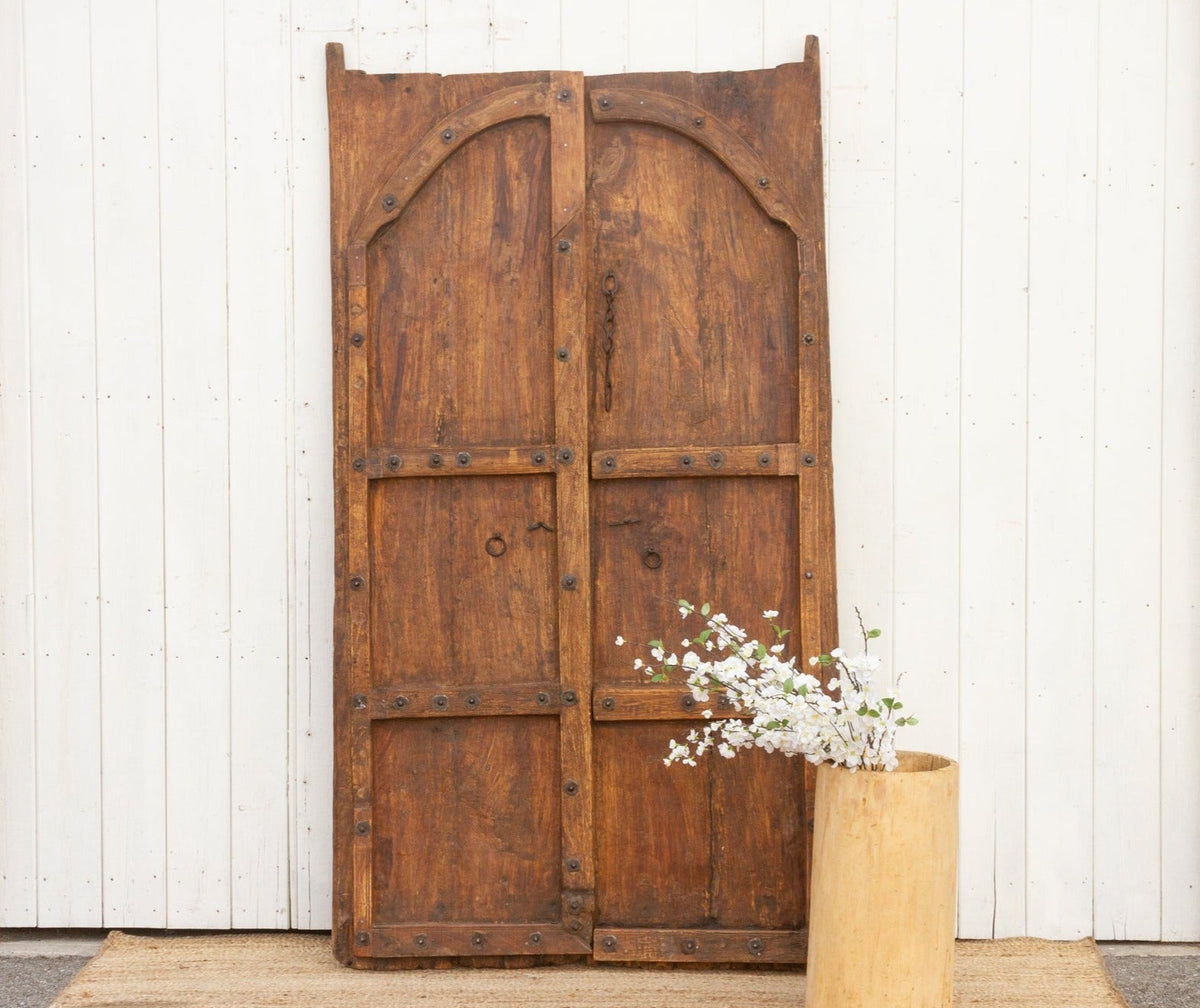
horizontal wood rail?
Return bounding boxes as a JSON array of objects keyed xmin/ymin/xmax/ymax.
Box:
[
  {"xmin": 591, "ymin": 684, "xmax": 747, "ymax": 721},
  {"xmin": 591, "ymin": 926, "xmax": 806, "ymax": 964},
  {"xmin": 359, "ymin": 444, "xmax": 562, "ymax": 478},
  {"xmin": 360, "ymin": 922, "xmax": 592, "ymax": 959},
  {"xmin": 590, "ymin": 443, "xmax": 808, "ymax": 478},
  {"xmin": 366, "ymin": 681, "xmax": 566, "ymax": 719}
]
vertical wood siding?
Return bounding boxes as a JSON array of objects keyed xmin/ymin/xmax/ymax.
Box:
[{"xmin": 0, "ymin": 0, "xmax": 1196, "ymax": 940}]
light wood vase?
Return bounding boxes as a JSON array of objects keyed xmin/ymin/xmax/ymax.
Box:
[{"xmin": 806, "ymin": 751, "xmax": 959, "ymax": 1008}]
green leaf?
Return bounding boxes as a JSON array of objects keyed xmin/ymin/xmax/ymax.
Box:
[
  {"xmin": 867, "ymin": 628, "xmax": 882, "ymax": 639},
  {"xmin": 754, "ymin": 643, "xmax": 767, "ymax": 660},
  {"xmin": 651, "ymin": 673, "xmax": 666, "ymax": 682},
  {"xmin": 648, "ymin": 639, "xmax": 663, "ymax": 650},
  {"xmin": 857, "ymin": 703, "xmax": 869, "ymax": 716},
  {"xmin": 882, "ymin": 697, "xmax": 895, "ymax": 709},
  {"xmin": 700, "ymin": 602, "xmax": 711, "ymax": 616},
  {"xmin": 697, "ymin": 629, "xmax": 713, "ymax": 644}
]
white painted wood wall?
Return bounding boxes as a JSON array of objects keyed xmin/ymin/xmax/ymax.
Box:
[{"xmin": 1, "ymin": 0, "xmax": 1196, "ymax": 941}]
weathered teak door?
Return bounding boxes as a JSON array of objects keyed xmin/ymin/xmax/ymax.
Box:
[{"xmin": 327, "ymin": 37, "xmax": 836, "ymax": 968}]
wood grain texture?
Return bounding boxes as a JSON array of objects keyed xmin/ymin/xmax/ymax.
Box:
[{"xmin": 330, "ymin": 49, "xmax": 829, "ymax": 965}]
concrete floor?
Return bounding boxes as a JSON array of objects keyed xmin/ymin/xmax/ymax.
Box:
[{"xmin": 1, "ymin": 932, "xmax": 1197, "ymax": 1007}]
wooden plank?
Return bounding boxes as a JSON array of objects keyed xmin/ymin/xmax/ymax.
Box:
[
  {"xmin": 591, "ymin": 685, "xmax": 738, "ymax": 722},
  {"xmin": 367, "ymin": 923, "xmax": 590, "ymax": 958},
  {"xmin": 891, "ymin": 0, "xmax": 962, "ymax": 765},
  {"xmin": 91, "ymin": 0, "xmax": 168, "ymax": 929},
  {"xmin": 368, "ymin": 682, "xmax": 563, "ymax": 719},
  {"xmin": 1161, "ymin": 0, "xmax": 1200, "ymax": 943},
  {"xmin": 550, "ymin": 70, "xmax": 594, "ymax": 901},
  {"xmin": 368, "ymin": 477, "xmax": 559, "ymax": 688},
  {"xmin": 594, "ymin": 723, "xmax": 712, "ymax": 926},
  {"xmin": 592, "ymin": 927, "xmax": 805, "ymax": 964},
  {"xmin": 0, "ymin": 0, "xmax": 36, "ymax": 927},
  {"xmin": 226, "ymin": 0, "xmax": 292, "ymax": 930},
  {"xmin": 590, "ymin": 444, "xmax": 801, "ymax": 479},
  {"xmin": 159, "ymin": 0, "xmax": 233, "ymax": 928},
  {"xmin": 1025, "ymin": 0, "xmax": 1098, "ymax": 941},
  {"xmin": 369, "ymin": 718, "xmax": 563, "ymax": 927},
  {"xmin": 824, "ymin": 0, "xmax": 896, "ymax": 655},
  {"xmin": 344, "ymin": 260, "xmax": 373, "ymax": 943},
  {"xmin": 957, "ymin": 0, "xmax": 1031, "ymax": 940},
  {"xmin": 362, "ymin": 445, "xmax": 558, "ymax": 478},
  {"xmin": 26, "ymin": 0, "xmax": 103, "ymax": 927},
  {"xmin": 287, "ymin": 22, "xmax": 352, "ymax": 931},
  {"xmin": 1092, "ymin": 0, "xmax": 1166, "ymax": 942}
]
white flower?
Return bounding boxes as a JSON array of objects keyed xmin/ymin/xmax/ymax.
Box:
[
  {"xmin": 763, "ymin": 610, "xmax": 779, "ymax": 619},
  {"xmin": 619, "ymin": 602, "xmax": 914, "ymax": 773},
  {"xmin": 614, "ymin": 635, "xmax": 625, "ymax": 646}
]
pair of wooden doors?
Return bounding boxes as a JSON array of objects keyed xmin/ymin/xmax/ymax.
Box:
[{"xmin": 327, "ymin": 37, "xmax": 836, "ymax": 968}]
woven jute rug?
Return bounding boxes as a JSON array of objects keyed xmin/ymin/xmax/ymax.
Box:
[{"xmin": 52, "ymin": 931, "xmax": 1129, "ymax": 1007}]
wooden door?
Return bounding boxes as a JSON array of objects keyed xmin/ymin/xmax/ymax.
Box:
[{"xmin": 327, "ymin": 38, "xmax": 835, "ymax": 968}]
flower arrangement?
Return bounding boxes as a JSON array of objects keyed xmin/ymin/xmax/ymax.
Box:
[{"xmin": 619, "ymin": 600, "xmax": 917, "ymax": 772}]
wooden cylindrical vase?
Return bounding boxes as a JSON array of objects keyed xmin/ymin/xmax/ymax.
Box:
[{"xmin": 806, "ymin": 751, "xmax": 959, "ymax": 1008}]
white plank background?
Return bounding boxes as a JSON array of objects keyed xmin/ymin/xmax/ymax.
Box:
[{"xmin": 0, "ymin": 0, "xmax": 1196, "ymax": 940}]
